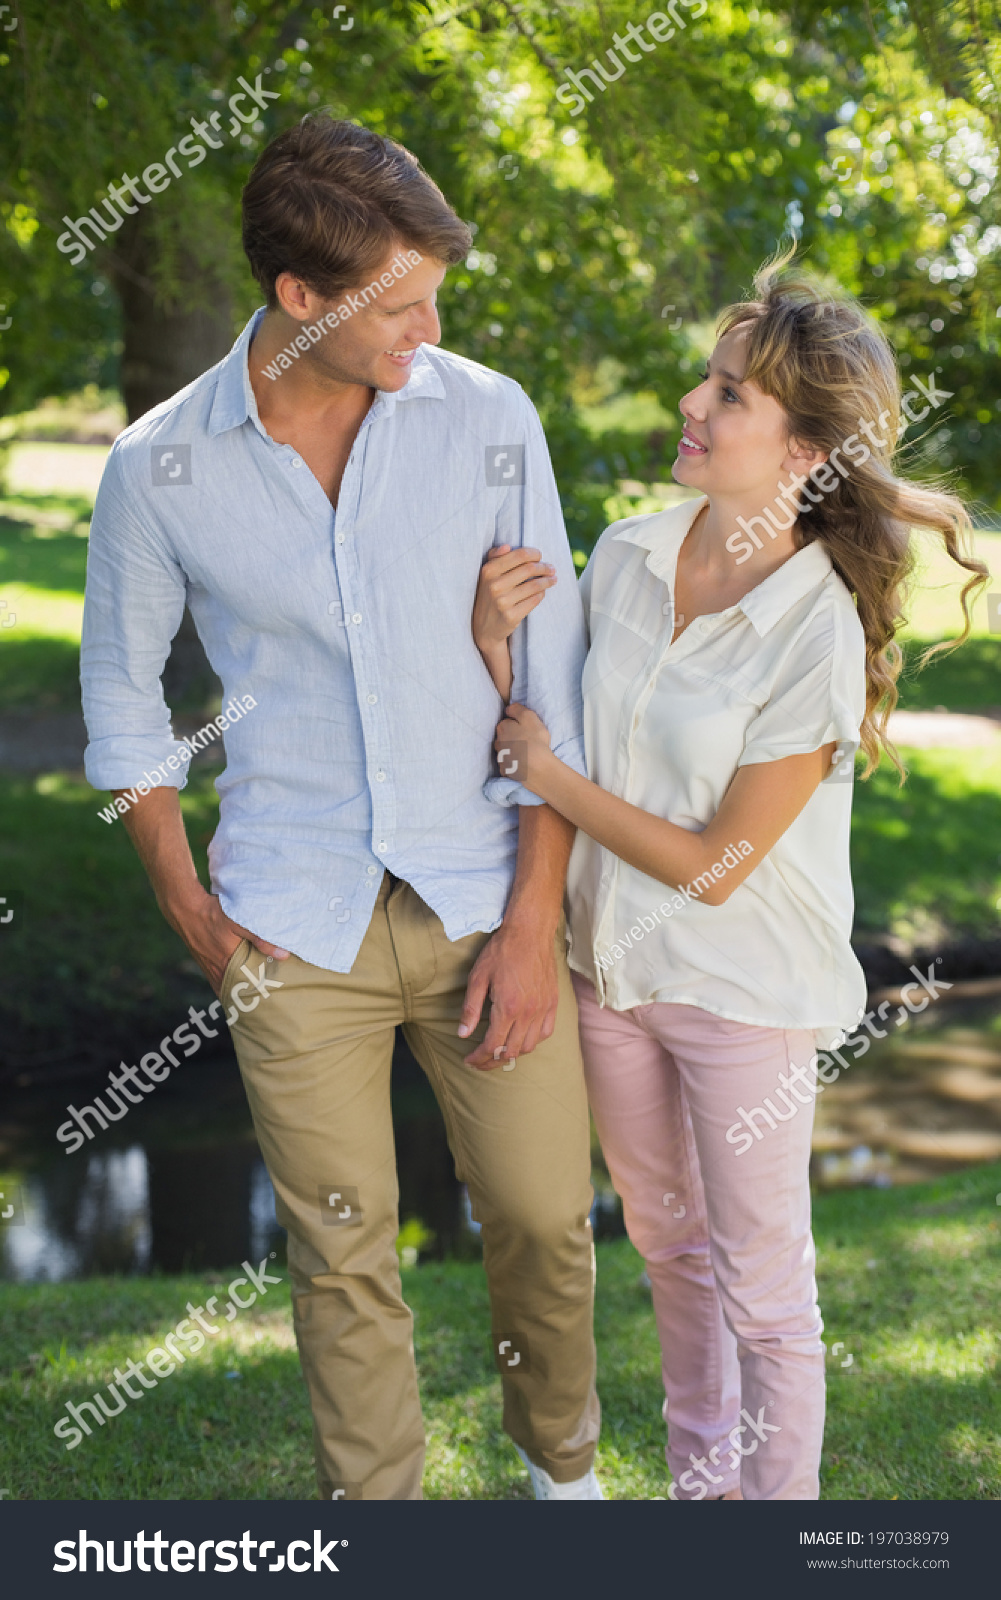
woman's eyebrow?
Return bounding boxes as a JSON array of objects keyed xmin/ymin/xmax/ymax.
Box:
[{"xmin": 703, "ymin": 360, "xmax": 745, "ymax": 384}]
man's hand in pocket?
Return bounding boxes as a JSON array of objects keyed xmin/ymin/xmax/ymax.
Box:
[{"xmin": 172, "ymin": 890, "xmax": 289, "ymax": 995}]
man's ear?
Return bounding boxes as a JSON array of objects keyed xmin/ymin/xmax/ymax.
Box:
[{"xmin": 273, "ymin": 272, "xmax": 312, "ymax": 321}]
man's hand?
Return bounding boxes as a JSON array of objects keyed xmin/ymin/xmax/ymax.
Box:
[
  {"xmin": 171, "ymin": 887, "xmax": 289, "ymax": 996},
  {"xmin": 114, "ymin": 784, "xmax": 290, "ymax": 996},
  {"xmin": 458, "ymin": 922, "xmax": 559, "ymax": 1069}
]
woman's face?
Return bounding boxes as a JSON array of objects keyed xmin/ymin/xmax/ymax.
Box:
[{"xmin": 673, "ymin": 324, "xmax": 800, "ymax": 499}]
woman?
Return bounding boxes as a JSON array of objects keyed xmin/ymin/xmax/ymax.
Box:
[{"xmin": 471, "ymin": 260, "xmax": 987, "ymax": 1499}]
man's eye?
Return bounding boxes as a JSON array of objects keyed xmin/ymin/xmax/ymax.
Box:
[{"xmin": 722, "ymin": 385, "xmax": 739, "ymax": 402}]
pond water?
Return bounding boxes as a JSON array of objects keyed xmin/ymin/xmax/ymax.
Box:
[
  {"xmin": 0, "ymin": 1033, "xmax": 494, "ymax": 1283},
  {"xmin": 2, "ymin": 991, "xmax": 999, "ymax": 1283}
]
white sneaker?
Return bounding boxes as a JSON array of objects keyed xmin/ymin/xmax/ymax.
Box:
[{"xmin": 515, "ymin": 1445, "xmax": 604, "ymax": 1500}]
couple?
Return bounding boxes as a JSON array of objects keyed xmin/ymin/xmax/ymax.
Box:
[{"xmin": 81, "ymin": 115, "xmax": 984, "ymax": 1501}]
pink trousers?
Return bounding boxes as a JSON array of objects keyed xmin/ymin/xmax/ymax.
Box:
[{"xmin": 574, "ymin": 975, "xmax": 826, "ymax": 1500}]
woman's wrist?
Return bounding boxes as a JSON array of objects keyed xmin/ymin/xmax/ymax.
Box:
[{"xmin": 524, "ymin": 744, "xmax": 562, "ymax": 799}]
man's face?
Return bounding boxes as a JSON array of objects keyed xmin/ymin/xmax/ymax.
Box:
[{"xmin": 280, "ymin": 247, "xmax": 446, "ymax": 392}]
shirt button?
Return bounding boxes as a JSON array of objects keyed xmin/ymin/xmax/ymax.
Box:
[
  {"xmin": 352, "ymin": 613, "xmax": 362, "ymax": 625},
  {"xmin": 376, "ymin": 841, "xmax": 388, "ymax": 853},
  {"xmin": 291, "ymin": 458, "xmax": 303, "ymax": 469},
  {"xmin": 375, "ymin": 770, "xmax": 386, "ymax": 782},
  {"xmin": 336, "ymin": 532, "xmax": 345, "ymax": 544},
  {"xmin": 367, "ymin": 693, "xmax": 378, "ymax": 705},
  {"xmin": 366, "ymin": 865, "xmax": 378, "ymax": 876}
]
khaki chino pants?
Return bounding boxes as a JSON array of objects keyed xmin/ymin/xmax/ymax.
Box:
[{"xmin": 221, "ymin": 873, "xmax": 599, "ymax": 1499}]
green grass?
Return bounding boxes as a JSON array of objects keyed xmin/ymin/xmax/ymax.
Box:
[
  {"xmin": 3, "ymin": 1162, "xmax": 998, "ymax": 1500},
  {"xmin": 0, "ymin": 505, "xmax": 89, "ymax": 709},
  {"xmin": 898, "ymin": 636, "xmax": 1001, "ymax": 713},
  {"xmin": 901, "ymin": 529, "xmax": 1001, "ymax": 643},
  {"xmin": 851, "ymin": 745, "xmax": 1001, "ymax": 942},
  {"xmin": 0, "ymin": 768, "xmax": 221, "ymax": 1050}
]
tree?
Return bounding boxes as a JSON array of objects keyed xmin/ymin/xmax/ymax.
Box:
[{"xmin": 2, "ymin": 0, "xmax": 1000, "ymax": 533}]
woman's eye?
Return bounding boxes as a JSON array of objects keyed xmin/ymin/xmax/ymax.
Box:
[
  {"xmin": 722, "ymin": 385, "xmax": 739, "ymax": 402},
  {"xmin": 698, "ymin": 369, "xmax": 709, "ymax": 382}
]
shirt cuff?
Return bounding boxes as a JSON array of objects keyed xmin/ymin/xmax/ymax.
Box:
[
  {"xmin": 84, "ymin": 734, "xmax": 195, "ymax": 793},
  {"xmin": 483, "ymin": 775, "xmax": 546, "ymax": 808},
  {"xmin": 483, "ymin": 736, "xmax": 586, "ymax": 808}
]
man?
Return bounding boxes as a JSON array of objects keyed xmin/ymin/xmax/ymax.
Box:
[{"xmin": 81, "ymin": 115, "xmax": 600, "ymax": 1500}]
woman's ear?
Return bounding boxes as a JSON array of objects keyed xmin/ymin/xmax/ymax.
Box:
[{"xmin": 782, "ymin": 435, "xmax": 828, "ymax": 477}]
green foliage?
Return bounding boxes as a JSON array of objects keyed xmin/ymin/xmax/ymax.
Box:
[{"xmin": 3, "ymin": 2, "xmax": 1001, "ymax": 521}]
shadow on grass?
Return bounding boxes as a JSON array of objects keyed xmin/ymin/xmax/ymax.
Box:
[
  {"xmin": 0, "ymin": 636, "xmax": 83, "ymax": 711},
  {"xmin": 0, "ymin": 772, "xmax": 219, "ymax": 1056},
  {"xmin": 0, "ymin": 514, "xmax": 89, "ymax": 589},
  {"xmin": 898, "ymin": 637, "xmax": 1001, "ymax": 712},
  {"xmin": 851, "ymin": 749, "xmax": 1001, "ymax": 936},
  {"xmin": 821, "ymin": 1370, "xmax": 1000, "ymax": 1499}
]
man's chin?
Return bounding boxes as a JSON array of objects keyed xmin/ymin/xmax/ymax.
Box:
[{"xmin": 375, "ymin": 352, "xmax": 418, "ymax": 390}]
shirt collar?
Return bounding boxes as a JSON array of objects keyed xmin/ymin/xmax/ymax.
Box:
[
  {"xmin": 207, "ymin": 308, "xmax": 446, "ymax": 438},
  {"xmin": 611, "ymin": 494, "xmax": 835, "ymax": 637},
  {"xmin": 736, "ymin": 538, "xmax": 833, "ymax": 635}
]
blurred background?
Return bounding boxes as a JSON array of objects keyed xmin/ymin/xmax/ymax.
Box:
[{"xmin": 1, "ymin": 0, "xmax": 999, "ymax": 1500}]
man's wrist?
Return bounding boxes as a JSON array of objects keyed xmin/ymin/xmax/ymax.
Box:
[
  {"xmin": 160, "ymin": 880, "xmax": 213, "ymax": 928},
  {"xmin": 499, "ymin": 899, "xmax": 561, "ymax": 945}
]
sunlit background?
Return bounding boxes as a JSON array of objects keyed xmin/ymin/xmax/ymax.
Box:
[{"xmin": 1, "ymin": 0, "xmax": 999, "ymax": 1500}]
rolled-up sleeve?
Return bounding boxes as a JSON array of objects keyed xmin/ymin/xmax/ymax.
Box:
[
  {"xmin": 483, "ymin": 394, "xmax": 587, "ymax": 808},
  {"xmin": 81, "ymin": 443, "xmax": 193, "ymax": 792}
]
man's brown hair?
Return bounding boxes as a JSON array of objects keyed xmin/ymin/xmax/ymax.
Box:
[{"xmin": 242, "ymin": 115, "xmax": 472, "ymax": 305}]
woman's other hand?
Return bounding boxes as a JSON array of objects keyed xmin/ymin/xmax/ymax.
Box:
[{"xmin": 472, "ymin": 544, "xmax": 556, "ymax": 652}]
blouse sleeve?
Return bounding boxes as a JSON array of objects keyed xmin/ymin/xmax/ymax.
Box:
[{"xmin": 736, "ymin": 602, "xmax": 865, "ymax": 780}]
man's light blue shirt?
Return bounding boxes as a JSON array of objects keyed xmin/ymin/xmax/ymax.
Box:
[{"xmin": 81, "ymin": 311, "xmax": 586, "ymax": 970}]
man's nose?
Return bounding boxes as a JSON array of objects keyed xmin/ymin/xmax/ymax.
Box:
[{"xmin": 414, "ymin": 304, "xmax": 441, "ymax": 346}]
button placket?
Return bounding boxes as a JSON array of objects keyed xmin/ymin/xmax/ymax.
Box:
[{"xmin": 332, "ymin": 418, "xmax": 394, "ymax": 859}]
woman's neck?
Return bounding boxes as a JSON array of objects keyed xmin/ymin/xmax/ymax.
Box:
[{"xmin": 692, "ymin": 491, "xmax": 802, "ymax": 590}]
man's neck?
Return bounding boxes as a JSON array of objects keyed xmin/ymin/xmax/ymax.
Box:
[{"xmin": 249, "ymin": 309, "xmax": 375, "ymax": 438}]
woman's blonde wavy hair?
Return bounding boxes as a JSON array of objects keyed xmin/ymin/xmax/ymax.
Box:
[{"xmin": 718, "ymin": 256, "xmax": 989, "ymax": 777}]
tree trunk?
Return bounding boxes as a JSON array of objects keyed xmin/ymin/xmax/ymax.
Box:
[
  {"xmin": 111, "ymin": 214, "xmax": 231, "ymax": 709},
  {"xmin": 112, "ymin": 217, "xmax": 236, "ymax": 427}
]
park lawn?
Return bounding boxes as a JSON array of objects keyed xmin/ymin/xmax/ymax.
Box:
[
  {"xmin": 0, "ymin": 767, "xmax": 221, "ymax": 1046},
  {"xmin": 850, "ymin": 743, "xmax": 1001, "ymax": 943},
  {"xmin": 0, "ymin": 503, "xmax": 90, "ymax": 710},
  {"xmin": 2, "ymin": 1161, "xmax": 998, "ymax": 1502},
  {"xmin": 900, "ymin": 529, "xmax": 1000, "ymax": 644}
]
